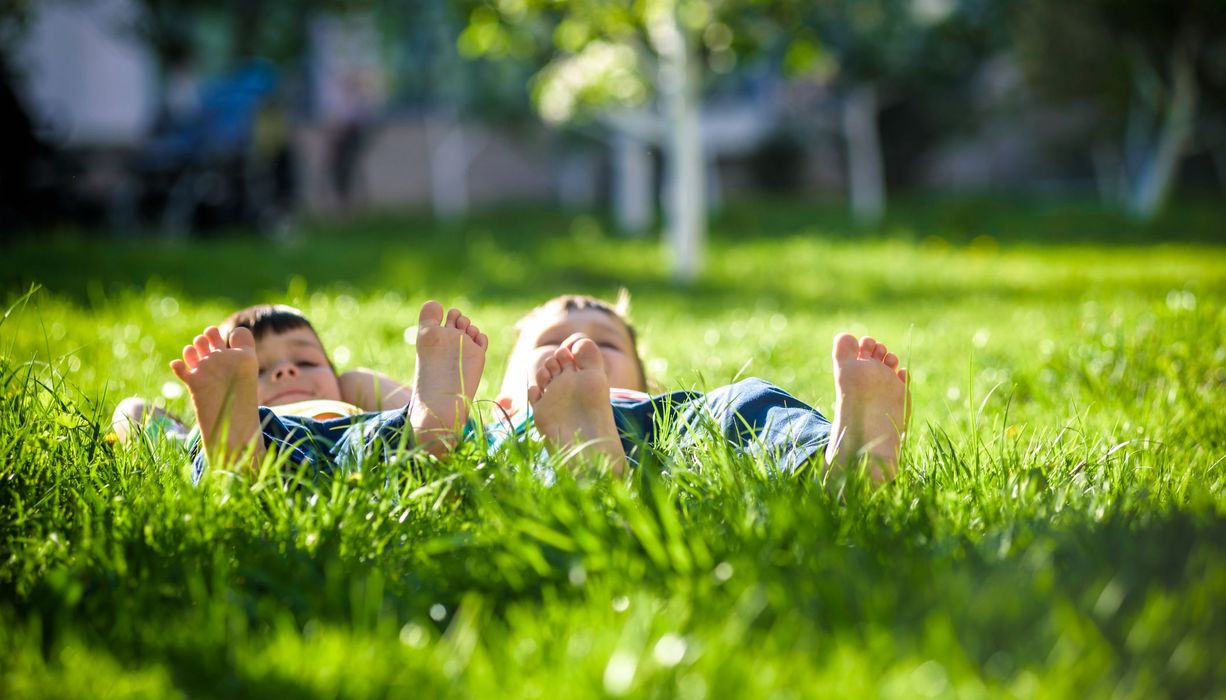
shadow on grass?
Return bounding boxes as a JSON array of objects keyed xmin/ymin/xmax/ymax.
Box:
[{"xmin": 4, "ymin": 504, "xmax": 1222, "ymax": 694}]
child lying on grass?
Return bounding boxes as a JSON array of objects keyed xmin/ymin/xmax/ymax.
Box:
[
  {"xmin": 494, "ymin": 294, "xmax": 911, "ymax": 482},
  {"xmin": 111, "ymin": 305, "xmax": 415, "ymax": 445},
  {"xmin": 155, "ymin": 295, "xmax": 907, "ymax": 484},
  {"xmin": 138, "ymin": 301, "xmax": 487, "ymax": 481}
]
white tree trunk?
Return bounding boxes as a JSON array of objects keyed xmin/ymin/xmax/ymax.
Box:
[
  {"xmin": 842, "ymin": 82, "xmax": 886, "ymax": 225},
  {"xmin": 612, "ymin": 130, "xmax": 654, "ymax": 234},
  {"xmin": 426, "ymin": 113, "xmax": 486, "ymax": 220},
  {"xmin": 653, "ymin": 9, "xmax": 705, "ymax": 282},
  {"xmin": 1127, "ymin": 45, "xmax": 1199, "ymax": 220},
  {"xmin": 558, "ymin": 149, "xmax": 599, "ymax": 210}
]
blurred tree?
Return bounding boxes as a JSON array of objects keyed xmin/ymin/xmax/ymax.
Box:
[
  {"xmin": 0, "ymin": 1, "xmax": 36, "ymax": 51},
  {"xmin": 375, "ymin": 0, "xmax": 535, "ymax": 220},
  {"xmin": 129, "ymin": 0, "xmax": 365, "ymax": 66},
  {"xmin": 773, "ymin": 0, "xmax": 1004, "ymax": 225},
  {"xmin": 139, "ymin": 0, "xmax": 537, "ymax": 220},
  {"xmin": 456, "ymin": 0, "xmax": 778, "ymax": 281},
  {"xmin": 1013, "ymin": 0, "xmax": 1226, "ymax": 220}
]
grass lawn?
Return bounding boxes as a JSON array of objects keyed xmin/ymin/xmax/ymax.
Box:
[{"xmin": 2, "ymin": 197, "xmax": 1225, "ymax": 698}]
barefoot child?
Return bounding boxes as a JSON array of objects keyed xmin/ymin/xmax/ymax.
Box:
[
  {"xmin": 160, "ymin": 301, "xmax": 487, "ymax": 481},
  {"xmin": 111, "ymin": 305, "xmax": 414, "ymax": 444},
  {"xmin": 495, "ymin": 294, "xmax": 910, "ymax": 482}
]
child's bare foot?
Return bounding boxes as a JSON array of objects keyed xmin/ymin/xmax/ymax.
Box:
[
  {"xmin": 169, "ymin": 326, "xmax": 264, "ymax": 472},
  {"xmin": 410, "ymin": 301, "xmax": 488, "ymax": 455},
  {"xmin": 824, "ymin": 333, "xmax": 910, "ymax": 483},
  {"xmin": 528, "ymin": 334, "xmax": 628, "ymax": 476}
]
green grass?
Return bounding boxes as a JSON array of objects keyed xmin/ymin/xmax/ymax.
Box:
[{"xmin": 2, "ymin": 197, "xmax": 1225, "ymax": 698}]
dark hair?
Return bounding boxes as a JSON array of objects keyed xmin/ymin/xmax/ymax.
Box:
[
  {"xmin": 220, "ymin": 305, "xmax": 336, "ymax": 373},
  {"xmin": 221, "ymin": 304, "xmax": 316, "ymax": 341},
  {"xmin": 516, "ymin": 292, "xmax": 648, "ymax": 389}
]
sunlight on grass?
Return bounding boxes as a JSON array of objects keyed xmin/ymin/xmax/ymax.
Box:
[{"xmin": 2, "ymin": 200, "xmax": 1224, "ymax": 697}]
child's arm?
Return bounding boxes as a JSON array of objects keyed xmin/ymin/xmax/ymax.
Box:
[{"xmin": 339, "ymin": 369, "xmax": 413, "ymax": 411}]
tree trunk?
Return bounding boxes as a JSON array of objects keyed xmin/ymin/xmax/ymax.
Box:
[
  {"xmin": 658, "ymin": 17, "xmax": 704, "ymax": 282},
  {"xmin": 1127, "ymin": 43, "xmax": 1199, "ymax": 220},
  {"xmin": 557, "ymin": 148, "xmax": 599, "ymax": 210},
  {"xmin": 612, "ymin": 130, "xmax": 653, "ymax": 235},
  {"xmin": 426, "ymin": 113, "xmax": 485, "ymax": 220},
  {"xmin": 842, "ymin": 82, "xmax": 886, "ymax": 225}
]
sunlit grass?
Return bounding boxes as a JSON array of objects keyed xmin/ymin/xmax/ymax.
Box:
[{"xmin": 2, "ymin": 198, "xmax": 1225, "ymax": 698}]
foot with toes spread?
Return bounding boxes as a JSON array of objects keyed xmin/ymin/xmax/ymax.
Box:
[
  {"xmin": 823, "ymin": 333, "xmax": 910, "ymax": 483},
  {"xmin": 527, "ymin": 334, "xmax": 629, "ymax": 476},
  {"xmin": 170, "ymin": 325, "xmax": 265, "ymax": 472},
  {"xmin": 410, "ymin": 301, "xmax": 489, "ymax": 455}
]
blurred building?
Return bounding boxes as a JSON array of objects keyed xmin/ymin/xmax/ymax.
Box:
[
  {"xmin": 15, "ymin": 0, "xmax": 157, "ymax": 147},
  {"xmin": 14, "ymin": 0, "xmax": 1210, "ymax": 233},
  {"xmin": 5, "ymin": 0, "xmax": 1059, "ymax": 230}
]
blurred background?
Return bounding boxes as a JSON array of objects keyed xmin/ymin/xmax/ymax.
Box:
[{"xmin": 2, "ymin": 0, "xmax": 1224, "ymax": 278}]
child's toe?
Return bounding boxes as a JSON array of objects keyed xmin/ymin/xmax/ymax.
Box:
[
  {"xmin": 418, "ymin": 300, "xmax": 444, "ymax": 327},
  {"xmin": 535, "ymin": 367, "xmax": 552, "ymax": 388},
  {"xmin": 205, "ymin": 326, "xmax": 225, "ymax": 349},
  {"xmin": 832, "ymin": 333, "xmax": 859, "ymax": 362},
  {"xmin": 556, "ymin": 347, "xmax": 578, "ymax": 372},
  {"xmin": 858, "ymin": 336, "xmax": 878, "ymax": 359},
  {"xmin": 561, "ymin": 332, "xmax": 589, "ymax": 351},
  {"xmin": 228, "ymin": 326, "xmax": 256, "ymax": 351},
  {"xmin": 570, "ymin": 338, "xmax": 602, "ymax": 369}
]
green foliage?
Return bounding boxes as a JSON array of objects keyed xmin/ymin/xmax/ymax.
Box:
[
  {"xmin": 126, "ymin": 0, "xmax": 326, "ymax": 66},
  {"xmin": 773, "ymin": 0, "xmax": 1006, "ymax": 88},
  {"xmin": 1011, "ymin": 0, "xmax": 1226, "ymax": 127},
  {"xmin": 457, "ymin": 0, "xmax": 778, "ymax": 122},
  {"xmin": 2, "ymin": 198, "xmax": 1226, "ymax": 696}
]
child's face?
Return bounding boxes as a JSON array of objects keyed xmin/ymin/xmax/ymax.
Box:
[
  {"xmin": 253, "ymin": 327, "xmax": 343, "ymax": 406},
  {"xmin": 502, "ymin": 308, "xmax": 646, "ymax": 403}
]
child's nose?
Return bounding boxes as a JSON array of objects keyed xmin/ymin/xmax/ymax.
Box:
[{"xmin": 272, "ymin": 363, "xmax": 298, "ymax": 380}]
